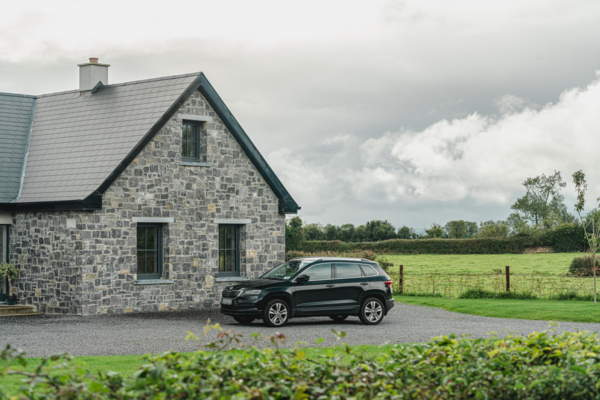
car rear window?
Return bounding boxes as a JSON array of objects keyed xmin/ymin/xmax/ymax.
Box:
[
  {"xmin": 335, "ymin": 263, "xmax": 363, "ymax": 279},
  {"xmin": 360, "ymin": 264, "xmax": 378, "ymax": 276}
]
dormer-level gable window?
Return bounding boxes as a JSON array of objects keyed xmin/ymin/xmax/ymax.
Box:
[{"xmin": 181, "ymin": 121, "xmax": 201, "ymax": 162}]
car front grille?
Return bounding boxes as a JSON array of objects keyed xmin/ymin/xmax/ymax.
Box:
[{"xmin": 222, "ymin": 289, "xmax": 241, "ymax": 298}]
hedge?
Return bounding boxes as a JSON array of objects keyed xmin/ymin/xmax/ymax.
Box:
[
  {"xmin": 3, "ymin": 328, "xmax": 600, "ymax": 399},
  {"xmin": 289, "ymin": 224, "xmax": 589, "ymax": 254}
]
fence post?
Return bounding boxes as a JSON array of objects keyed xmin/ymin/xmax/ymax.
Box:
[
  {"xmin": 505, "ymin": 266, "xmax": 510, "ymax": 292},
  {"xmin": 399, "ymin": 265, "xmax": 404, "ymax": 294}
]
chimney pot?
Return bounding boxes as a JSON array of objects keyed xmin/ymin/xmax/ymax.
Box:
[{"xmin": 89, "ymin": 57, "xmax": 99, "ymax": 63}]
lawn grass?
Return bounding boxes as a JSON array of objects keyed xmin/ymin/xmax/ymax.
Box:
[
  {"xmin": 0, "ymin": 344, "xmax": 395, "ymax": 397},
  {"xmin": 395, "ymin": 294, "xmax": 600, "ymax": 323}
]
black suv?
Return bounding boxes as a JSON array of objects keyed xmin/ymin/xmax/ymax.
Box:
[{"xmin": 220, "ymin": 257, "xmax": 394, "ymax": 327}]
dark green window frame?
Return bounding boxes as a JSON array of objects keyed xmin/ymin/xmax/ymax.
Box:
[
  {"xmin": 182, "ymin": 121, "xmax": 201, "ymax": 162},
  {"xmin": 136, "ymin": 223, "xmax": 163, "ymax": 280},
  {"xmin": 219, "ymin": 225, "xmax": 240, "ymax": 277},
  {"xmin": 0, "ymin": 225, "xmax": 8, "ymax": 301}
]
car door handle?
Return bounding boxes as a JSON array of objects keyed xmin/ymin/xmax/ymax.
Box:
[
  {"xmin": 326, "ymin": 284, "xmax": 335, "ymax": 288},
  {"xmin": 360, "ymin": 283, "xmax": 368, "ymax": 286}
]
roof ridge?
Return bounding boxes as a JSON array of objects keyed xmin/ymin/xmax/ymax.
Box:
[
  {"xmin": 0, "ymin": 91, "xmax": 36, "ymax": 99},
  {"xmin": 36, "ymin": 72, "xmax": 201, "ymax": 99}
]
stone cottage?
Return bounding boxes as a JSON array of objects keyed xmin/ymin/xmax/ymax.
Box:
[{"xmin": 0, "ymin": 59, "xmax": 299, "ymax": 315}]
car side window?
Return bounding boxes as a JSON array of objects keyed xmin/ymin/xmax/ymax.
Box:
[
  {"xmin": 335, "ymin": 263, "xmax": 363, "ymax": 279},
  {"xmin": 301, "ymin": 263, "xmax": 332, "ymax": 281},
  {"xmin": 360, "ymin": 264, "xmax": 378, "ymax": 276}
]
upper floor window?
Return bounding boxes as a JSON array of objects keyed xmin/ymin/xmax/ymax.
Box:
[{"xmin": 182, "ymin": 121, "xmax": 201, "ymax": 162}]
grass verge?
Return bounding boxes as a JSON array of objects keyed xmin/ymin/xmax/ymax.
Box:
[{"xmin": 395, "ymin": 294, "xmax": 600, "ymax": 323}]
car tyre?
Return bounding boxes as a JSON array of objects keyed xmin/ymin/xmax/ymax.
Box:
[
  {"xmin": 233, "ymin": 316, "xmax": 255, "ymax": 324},
  {"xmin": 328, "ymin": 315, "xmax": 348, "ymax": 322},
  {"xmin": 359, "ymin": 297, "xmax": 385, "ymax": 325},
  {"xmin": 263, "ymin": 299, "xmax": 290, "ymax": 327}
]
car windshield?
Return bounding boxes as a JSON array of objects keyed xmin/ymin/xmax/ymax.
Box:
[{"xmin": 261, "ymin": 260, "xmax": 311, "ymax": 280}]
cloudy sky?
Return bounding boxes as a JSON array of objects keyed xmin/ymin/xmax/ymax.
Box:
[{"xmin": 2, "ymin": 0, "xmax": 600, "ymax": 230}]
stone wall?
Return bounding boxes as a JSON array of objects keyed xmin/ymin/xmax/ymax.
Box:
[{"xmin": 9, "ymin": 89, "xmax": 286, "ymax": 315}]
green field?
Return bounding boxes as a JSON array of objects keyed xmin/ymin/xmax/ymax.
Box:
[
  {"xmin": 380, "ymin": 253, "xmax": 597, "ymax": 298},
  {"xmin": 382, "ymin": 253, "xmax": 580, "ymax": 275},
  {"xmin": 0, "ymin": 344, "xmax": 393, "ymax": 397},
  {"xmin": 394, "ymin": 295, "xmax": 600, "ymax": 323}
]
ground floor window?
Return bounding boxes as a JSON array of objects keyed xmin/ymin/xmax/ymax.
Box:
[
  {"xmin": 136, "ymin": 224, "xmax": 163, "ymax": 280},
  {"xmin": 1, "ymin": 225, "xmax": 8, "ymax": 300},
  {"xmin": 219, "ymin": 225, "xmax": 240, "ymax": 277}
]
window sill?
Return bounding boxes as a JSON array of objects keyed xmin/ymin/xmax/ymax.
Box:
[
  {"xmin": 134, "ymin": 279, "xmax": 174, "ymax": 285},
  {"xmin": 180, "ymin": 161, "xmax": 212, "ymax": 167},
  {"xmin": 215, "ymin": 277, "xmax": 250, "ymax": 282}
]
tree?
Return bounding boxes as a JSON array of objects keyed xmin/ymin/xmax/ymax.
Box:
[
  {"xmin": 351, "ymin": 225, "xmax": 368, "ymax": 242},
  {"xmin": 285, "ymin": 216, "xmax": 305, "ymax": 249},
  {"xmin": 365, "ymin": 220, "xmax": 397, "ymax": 241},
  {"xmin": 511, "ymin": 171, "xmax": 574, "ymax": 227},
  {"xmin": 339, "ymin": 224, "xmax": 355, "ymax": 242},
  {"xmin": 444, "ymin": 220, "xmax": 477, "ymax": 239},
  {"xmin": 323, "ymin": 224, "xmax": 339, "ymax": 241},
  {"xmin": 397, "ymin": 225, "xmax": 414, "ymax": 239},
  {"xmin": 477, "ymin": 220, "xmax": 509, "ymax": 238},
  {"xmin": 506, "ymin": 212, "xmax": 530, "ymax": 235},
  {"xmin": 303, "ymin": 223, "xmax": 324, "ymax": 241},
  {"xmin": 572, "ymin": 170, "xmax": 600, "ymax": 305},
  {"xmin": 425, "ymin": 223, "xmax": 444, "ymax": 238}
]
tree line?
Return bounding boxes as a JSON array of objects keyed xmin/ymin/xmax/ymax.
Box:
[{"xmin": 287, "ymin": 171, "xmax": 580, "ymax": 246}]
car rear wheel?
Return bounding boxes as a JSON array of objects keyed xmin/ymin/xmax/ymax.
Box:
[
  {"xmin": 263, "ymin": 299, "xmax": 290, "ymax": 327},
  {"xmin": 359, "ymin": 297, "xmax": 384, "ymax": 325},
  {"xmin": 233, "ymin": 316, "xmax": 255, "ymax": 324},
  {"xmin": 329, "ymin": 315, "xmax": 348, "ymax": 322}
]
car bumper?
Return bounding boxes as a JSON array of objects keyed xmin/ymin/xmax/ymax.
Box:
[
  {"xmin": 220, "ymin": 297, "xmax": 263, "ymax": 317},
  {"xmin": 386, "ymin": 298, "xmax": 395, "ymax": 313}
]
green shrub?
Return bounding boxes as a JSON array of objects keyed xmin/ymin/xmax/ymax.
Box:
[
  {"xmin": 549, "ymin": 291, "xmax": 595, "ymax": 301},
  {"xmin": 459, "ymin": 288, "xmax": 538, "ymax": 300},
  {"xmin": 4, "ymin": 328, "xmax": 600, "ymax": 399},
  {"xmin": 290, "ymin": 233, "xmax": 555, "ymax": 255},
  {"xmin": 569, "ymin": 255, "xmax": 599, "ymax": 276},
  {"xmin": 553, "ymin": 223, "xmax": 587, "ymax": 252},
  {"xmin": 285, "ymin": 250, "xmax": 378, "ymax": 262}
]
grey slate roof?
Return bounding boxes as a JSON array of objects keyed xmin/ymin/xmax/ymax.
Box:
[
  {"xmin": 17, "ymin": 73, "xmax": 198, "ymax": 203},
  {"xmin": 0, "ymin": 93, "xmax": 35, "ymax": 202},
  {"xmin": 0, "ymin": 71, "xmax": 299, "ymax": 213}
]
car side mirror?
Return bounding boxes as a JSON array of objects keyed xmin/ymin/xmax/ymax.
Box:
[{"xmin": 296, "ymin": 274, "xmax": 310, "ymax": 283}]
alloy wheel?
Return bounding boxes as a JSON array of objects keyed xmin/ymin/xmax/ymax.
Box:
[
  {"xmin": 364, "ymin": 300, "xmax": 383, "ymax": 323},
  {"xmin": 268, "ymin": 302, "xmax": 288, "ymax": 326}
]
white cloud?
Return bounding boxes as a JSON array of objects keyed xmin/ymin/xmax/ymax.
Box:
[{"xmin": 273, "ymin": 72, "xmax": 600, "ymax": 226}]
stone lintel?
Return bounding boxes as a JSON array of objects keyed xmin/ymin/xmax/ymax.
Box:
[
  {"xmin": 132, "ymin": 217, "xmax": 175, "ymax": 223},
  {"xmin": 178, "ymin": 114, "xmax": 213, "ymax": 122},
  {"xmin": 215, "ymin": 277, "xmax": 250, "ymax": 282},
  {"xmin": 133, "ymin": 279, "xmax": 175, "ymax": 285},
  {"xmin": 214, "ymin": 219, "xmax": 252, "ymax": 224}
]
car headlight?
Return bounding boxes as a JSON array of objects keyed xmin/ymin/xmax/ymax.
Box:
[{"xmin": 241, "ymin": 289, "xmax": 261, "ymax": 295}]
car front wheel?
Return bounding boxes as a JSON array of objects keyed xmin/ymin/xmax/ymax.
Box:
[
  {"xmin": 263, "ymin": 299, "xmax": 290, "ymax": 327},
  {"xmin": 359, "ymin": 297, "xmax": 385, "ymax": 325}
]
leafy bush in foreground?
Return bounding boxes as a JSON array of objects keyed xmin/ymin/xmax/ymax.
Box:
[{"xmin": 4, "ymin": 325, "xmax": 600, "ymax": 399}]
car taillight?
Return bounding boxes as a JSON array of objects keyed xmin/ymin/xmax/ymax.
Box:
[{"xmin": 385, "ymin": 281, "xmax": 392, "ymax": 288}]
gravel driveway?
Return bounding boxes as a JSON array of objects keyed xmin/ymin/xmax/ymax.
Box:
[{"xmin": 2, "ymin": 303, "xmax": 599, "ymax": 358}]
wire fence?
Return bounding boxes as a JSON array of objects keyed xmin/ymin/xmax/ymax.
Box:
[{"xmin": 387, "ymin": 266, "xmax": 597, "ymax": 299}]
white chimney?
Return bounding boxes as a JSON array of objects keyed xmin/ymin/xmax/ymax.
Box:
[{"xmin": 78, "ymin": 57, "xmax": 110, "ymax": 91}]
